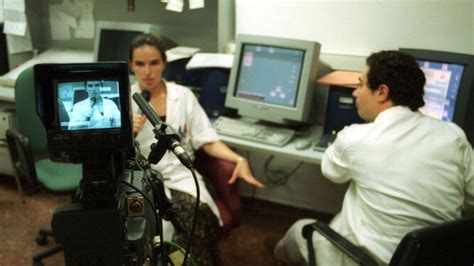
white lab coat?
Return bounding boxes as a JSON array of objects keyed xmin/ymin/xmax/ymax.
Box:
[
  {"xmin": 131, "ymin": 82, "xmax": 222, "ymax": 239},
  {"xmin": 321, "ymin": 106, "xmax": 474, "ymax": 263},
  {"xmin": 275, "ymin": 106, "xmax": 474, "ymax": 265},
  {"xmin": 68, "ymin": 98, "xmax": 121, "ymax": 130}
]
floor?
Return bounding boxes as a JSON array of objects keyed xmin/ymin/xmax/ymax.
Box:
[{"xmin": 0, "ymin": 175, "xmax": 332, "ymax": 266}]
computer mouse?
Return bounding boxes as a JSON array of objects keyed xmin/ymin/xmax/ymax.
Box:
[{"xmin": 295, "ymin": 139, "xmax": 312, "ymax": 150}]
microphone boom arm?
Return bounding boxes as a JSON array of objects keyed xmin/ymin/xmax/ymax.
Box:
[{"xmin": 132, "ymin": 92, "xmax": 193, "ymax": 169}]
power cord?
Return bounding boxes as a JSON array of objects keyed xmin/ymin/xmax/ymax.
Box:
[
  {"xmin": 263, "ymin": 155, "xmax": 304, "ymax": 186},
  {"xmin": 132, "ymin": 141, "xmax": 194, "ymax": 266},
  {"xmin": 182, "ymin": 168, "xmax": 199, "ymax": 266}
]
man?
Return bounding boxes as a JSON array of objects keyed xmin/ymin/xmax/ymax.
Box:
[
  {"xmin": 274, "ymin": 50, "xmax": 474, "ymax": 265},
  {"xmin": 68, "ymin": 80, "xmax": 121, "ymax": 130}
]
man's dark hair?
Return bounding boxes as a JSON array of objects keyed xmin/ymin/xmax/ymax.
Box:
[
  {"xmin": 128, "ymin": 33, "xmax": 168, "ymax": 63},
  {"xmin": 366, "ymin": 50, "xmax": 426, "ymax": 111}
]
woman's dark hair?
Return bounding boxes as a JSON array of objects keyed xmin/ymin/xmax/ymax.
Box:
[
  {"xmin": 366, "ymin": 50, "xmax": 426, "ymax": 111},
  {"xmin": 128, "ymin": 33, "xmax": 168, "ymax": 63}
]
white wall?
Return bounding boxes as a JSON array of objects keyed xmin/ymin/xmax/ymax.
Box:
[
  {"xmin": 234, "ymin": 0, "xmax": 474, "ymax": 214},
  {"xmin": 236, "ymin": 0, "xmax": 474, "ymax": 70}
]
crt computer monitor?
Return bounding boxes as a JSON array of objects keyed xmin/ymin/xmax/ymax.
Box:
[
  {"xmin": 400, "ymin": 48, "xmax": 474, "ymax": 144},
  {"xmin": 93, "ymin": 21, "xmax": 161, "ymax": 63},
  {"xmin": 225, "ymin": 34, "xmax": 321, "ymax": 125}
]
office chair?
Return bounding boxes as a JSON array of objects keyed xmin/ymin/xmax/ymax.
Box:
[
  {"xmin": 302, "ymin": 216, "xmax": 474, "ymax": 266},
  {"xmin": 5, "ymin": 66, "xmax": 82, "ymax": 266},
  {"xmin": 194, "ymin": 149, "xmax": 241, "ymax": 235},
  {"xmin": 71, "ymin": 89, "xmax": 88, "ymax": 107}
]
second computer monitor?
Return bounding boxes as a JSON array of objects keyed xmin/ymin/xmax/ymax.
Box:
[
  {"xmin": 93, "ymin": 21, "xmax": 159, "ymax": 63},
  {"xmin": 93, "ymin": 21, "xmax": 177, "ymax": 67},
  {"xmin": 400, "ymin": 48, "xmax": 474, "ymax": 144},
  {"xmin": 225, "ymin": 34, "xmax": 321, "ymax": 125}
]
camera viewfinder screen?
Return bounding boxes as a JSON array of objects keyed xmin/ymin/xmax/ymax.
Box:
[{"xmin": 57, "ymin": 80, "xmax": 122, "ymax": 131}]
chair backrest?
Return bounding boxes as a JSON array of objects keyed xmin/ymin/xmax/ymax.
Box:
[
  {"xmin": 14, "ymin": 66, "xmax": 47, "ymax": 154},
  {"xmin": 72, "ymin": 89, "xmax": 88, "ymax": 106},
  {"xmin": 194, "ymin": 149, "xmax": 240, "ymax": 235},
  {"xmin": 390, "ymin": 216, "xmax": 474, "ymax": 265}
]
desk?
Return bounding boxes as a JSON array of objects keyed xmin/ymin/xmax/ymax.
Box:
[
  {"xmin": 0, "ymin": 85, "xmax": 14, "ymax": 102},
  {"xmin": 218, "ymin": 124, "xmax": 325, "ymax": 165},
  {"xmin": 0, "ymin": 48, "xmax": 94, "ymax": 103}
]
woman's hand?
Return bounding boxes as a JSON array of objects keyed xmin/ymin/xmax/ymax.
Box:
[
  {"xmin": 133, "ymin": 114, "xmax": 147, "ymax": 134},
  {"xmin": 228, "ymin": 158, "xmax": 265, "ymax": 188}
]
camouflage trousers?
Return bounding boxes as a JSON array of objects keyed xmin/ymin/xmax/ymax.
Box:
[{"xmin": 171, "ymin": 190, "xmax": 222, "ymax": 266}]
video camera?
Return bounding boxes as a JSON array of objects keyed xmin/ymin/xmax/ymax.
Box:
[{"xmin": 34, "ymin": 62, "xmax": 161, "ymax": 265}]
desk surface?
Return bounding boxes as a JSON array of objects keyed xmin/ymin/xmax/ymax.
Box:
[
  {"xmin": 0, "ymin": 85, "xmax": 14, "ymax": 102},
  {"xmin": 218, "ymin": 124, "xmax": 325, "ymax": 164},
  {"xmin": 0, "ymin": 48, "xmax": 94, "ymax": 103}
]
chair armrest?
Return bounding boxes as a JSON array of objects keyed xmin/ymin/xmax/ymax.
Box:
[
  {"xmin": 5, "ymin": 128, "xmax": 39, "ymax": 191},
  {"xmin": 302, "ymin": 221, "xmax": 378, "ymax": 266},
  {"xmin": 194, "ymin": 149, "xmax": 241, "ymax": 228}
]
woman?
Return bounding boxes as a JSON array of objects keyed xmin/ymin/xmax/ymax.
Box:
[{"xmin": 129, "ymin": 33, "xmax": 264, "ymax": 265}]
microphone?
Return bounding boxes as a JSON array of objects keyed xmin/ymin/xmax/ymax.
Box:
[
  {"xmin": 137, "ymin": 90, "xmax": 150, "ymax": 116},
  {"xmin": 85, "ymin": 97, "xmax": 97, "ymax": 121},
  {"xmin": 90, "ymin": 96, "xmax": 97, "ymax": 108},
  {"xmin": 133, "ymin": 92, "xmax": 193, "ymax": 169}
]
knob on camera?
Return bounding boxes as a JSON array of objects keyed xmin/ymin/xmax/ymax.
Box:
[{"xmin": 127, "ymin": 197, "xmax": 145, "ymax": 217}]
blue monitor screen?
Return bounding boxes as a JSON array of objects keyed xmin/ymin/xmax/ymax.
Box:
[
  {"xmin": 57, "ymin": 80, "xmax": 122, "ymax": 131},
  {"xmin": 234, "ymin": 44, "xmax": 305, "ymax": 108},
  {"xmin": 417, "ymin": 60, "xmax": 465, "ymax": 122}
]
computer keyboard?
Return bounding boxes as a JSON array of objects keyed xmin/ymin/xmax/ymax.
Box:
[{"xmin": 213, "ymin": 116, "xmax": 295, "ymax": 147}]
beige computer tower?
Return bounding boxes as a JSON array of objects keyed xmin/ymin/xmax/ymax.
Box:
[{"xmin": 0, "ymin": 111, "xmax": 15, "ymax": 176}]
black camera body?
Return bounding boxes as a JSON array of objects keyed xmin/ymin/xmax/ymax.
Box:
[
  {"xmin": 34, "ymin": 63, "xmax": 159, "ymax": 265},
  {"xmin": 52, "ymin": 170, "xmax": 157, "ymax": 265}
]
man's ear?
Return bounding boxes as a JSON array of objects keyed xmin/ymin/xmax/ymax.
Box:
[{"xmin": 376, "ymin": 84, "xmax": 390, "ymax": 102}]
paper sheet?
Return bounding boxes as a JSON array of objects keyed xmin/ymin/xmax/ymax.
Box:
[
  {"xmin": 2, "ymin": 7, "xmax": 27, "ymax": 36},
  {"xmin": 3, "ymin": 20, "xmax": 26, "ymax": 36},
  {"xmin": 189, "ymin": 0, "xmax": 205, "ymax": 9},
  {"xmin": 5, "ymin": 26, "xmax": 32, "ymax": 54},
  {"xmin": 59, "ymin": 2, "xmax": 82, "ymax": 18},
  {"xmin": 166, "ymin": 0, "xmax": 183, "ymax": 12},
  {"xmin": 0, "ymin": 0, "xmax": 4, "ymax": 23},
  {"xmin": 166, "ymin": 46, "xmax": 200, "ymax": 62},
  {"xmin": 74, "ymin": 1, "xmax": 95, "ymax": 39},
  {"xmin": 186, "ymin": 53, "xmax": 234, "ymax": 70},
  {"xmin": 49, "ymin": 4, "xmax": 72, "ymax": 40},
  {"xmin": 3, "ymin": 0, "xmax": 25, "ymax": 12},
  {"xmin": 58, "ymin": 9, "xmax": 78, "ymax": 29},
  {"xmin": 2, "ymin": 0, "xmax": 31, "ymax": 54}
]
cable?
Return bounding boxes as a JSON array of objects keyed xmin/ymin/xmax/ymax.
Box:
[
  {"xmin": 133, "ymin": 126, "xmax": 199, "ymax": 266},
  {"xmin": 167, "ymin": 208, "xmax": 190, "ymax": 235},
  {"xmin": 182, "ymin": 168, "xmax": 199, "ymax": 266},
  {"xmin": 133, "ymin": 141, "xmax": 198, "ymax": 266},
  {"xmin": 263, "ymin": 155, "xmax": 304, "ymax": 185}
]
